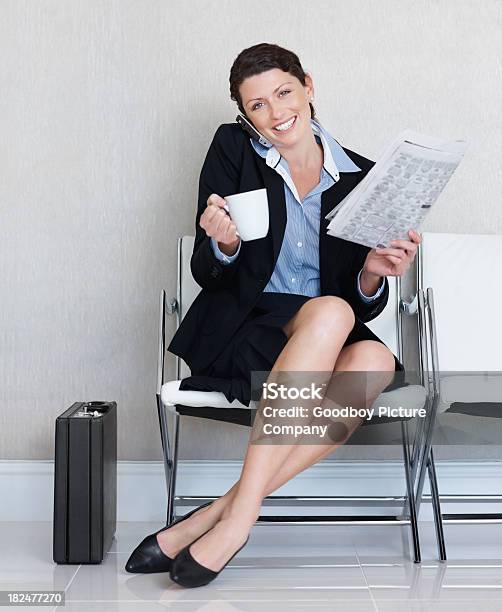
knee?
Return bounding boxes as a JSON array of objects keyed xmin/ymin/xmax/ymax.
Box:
[
  {"xmin": 370, "ymin": 342, "xmax": 396, "ymax": 372},
  {"xmin": 300, "ymin": 296, "xmax": 355, "ymax": 335},
  {"xmin": 338, "ymin": 340, "xmax": 396, "ymax": 372}
]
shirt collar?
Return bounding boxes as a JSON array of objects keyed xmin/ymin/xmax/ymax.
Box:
[{"xmin": 249, "ymin": 118, "xmax": 361, "ymax": 181}]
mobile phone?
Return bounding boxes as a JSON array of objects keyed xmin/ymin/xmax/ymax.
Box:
[{"xmin": 236, "ymin": 114, "xmax": 273, "ymax": 148}]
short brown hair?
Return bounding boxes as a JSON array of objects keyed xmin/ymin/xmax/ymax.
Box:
[{"xmin": 229, "ymin": 43, "xmax": 315, "ymax": 119}]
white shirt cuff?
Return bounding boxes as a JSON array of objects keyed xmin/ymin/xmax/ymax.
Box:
[
  {"xmin": 210, "ymin": 237, "xmax": 241, "ymax": 264},
  {"xmin": 357, "ymin": 269, "xmax": 385, "ymax": 302}
]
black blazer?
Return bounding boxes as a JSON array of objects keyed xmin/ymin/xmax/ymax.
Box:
[{"xmin": 168, "ymin": 123, "xmax": 389, "ymax": 373}]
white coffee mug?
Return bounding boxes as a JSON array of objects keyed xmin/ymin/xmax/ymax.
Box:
[{"xmin": 223, "ymin": 188, "xmax": 269, "ymax": 241}]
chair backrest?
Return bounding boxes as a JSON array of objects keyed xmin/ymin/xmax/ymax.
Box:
[
  {"xmin": 176, "ymin": 235, "xmax": 399, "ymax": 378},
  {"xmin": 177, "ymin": 236, "xmax": 198, "ymax": 378},
  {"xmin": 420, "ymin": 232, "xmax": 502, "ymax": 371}
]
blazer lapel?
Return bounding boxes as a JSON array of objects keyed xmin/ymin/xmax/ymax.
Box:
[
  {"xmin": 319, "ymin": 171, "xmax": 364, "ymax": 293},
  {"xmin": 257, "ymin": 160, "xmax": 287, "ymax": 266}
]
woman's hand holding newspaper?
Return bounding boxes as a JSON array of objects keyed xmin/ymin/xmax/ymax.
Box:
[{"xmin": 362, "ymin": 229, "xmax": 422, "ymax": 281}]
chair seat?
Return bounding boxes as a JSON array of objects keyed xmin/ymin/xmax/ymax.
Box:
[
  {"xmin": 161, "ymin": 380, "xmax": 250, "ymax": 409},
  {"xmin": 439, "ymin": 374, "xmax": 502, "ymax": 412},
  {"xmin": 161, "ymin": 379, "xmax": 427, "ymax": 415}
]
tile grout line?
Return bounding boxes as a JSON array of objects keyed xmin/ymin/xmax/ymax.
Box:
[
  {"xmin": 54, "ymin": 563, "xmax": 81, "ymax": 609},
  {"xmin": 354, "ymin": 544, "xmax": 379, "ymax": 612}
]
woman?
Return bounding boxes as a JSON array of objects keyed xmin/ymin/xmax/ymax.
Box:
[{"xmin": 126, "ymin": 43, "xmax": 421, "ymax": 587}]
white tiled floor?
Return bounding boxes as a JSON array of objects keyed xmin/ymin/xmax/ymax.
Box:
[{"xmin": 2, "ymin": 521, "xmax": 502, "ymax": 611}]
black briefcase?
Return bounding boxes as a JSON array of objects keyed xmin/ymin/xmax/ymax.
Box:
[{"xmin": 53, "ymin": 401, "xmax": 117, "ymax": 564}]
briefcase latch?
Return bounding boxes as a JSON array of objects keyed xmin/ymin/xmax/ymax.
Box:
[{"xmin": 75, "ymin": 402, "xmax": 108, "ymax": 418}]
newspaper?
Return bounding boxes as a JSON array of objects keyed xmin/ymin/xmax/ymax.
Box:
[{"xmin": 325, "ymin": 130, "xmax": 468, "ymax": 249}]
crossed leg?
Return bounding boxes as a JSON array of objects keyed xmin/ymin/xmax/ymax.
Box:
[{"xmin": 157, "ymin": 297, "xmax": 395, "ymax": 569}]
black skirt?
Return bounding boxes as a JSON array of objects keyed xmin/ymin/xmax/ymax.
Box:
[{"xmin": 178, "ymin": 292, "xmax": 404, "ymax": 407}]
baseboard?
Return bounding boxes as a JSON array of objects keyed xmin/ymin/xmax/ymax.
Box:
[{"xmin": 0, "ymin": 459, "xmax": 501, "ymax": 522}]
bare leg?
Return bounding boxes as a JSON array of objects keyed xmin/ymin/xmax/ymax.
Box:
[
  {"xmin": 158, "ymin": 319, "xmax": 395, "ymax": 561},
  {"xmin": 182, "ymin": 306, "xmax": 393, "ymax": 571},
  {"xmin": 157, "ymin": 296, "xmax": 353, "ymax": 558},
  {"xmin": 236, "ymin": 340, "xmax": 396, "ymax": 504},
  {"xmin": 164, "ymin": 341, "xmax": 394, "ymax": 551}
]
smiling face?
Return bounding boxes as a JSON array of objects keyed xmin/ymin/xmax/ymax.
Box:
[{"xmin": 239, "ymin": 68, "xmax": 314, "ymax": 150}]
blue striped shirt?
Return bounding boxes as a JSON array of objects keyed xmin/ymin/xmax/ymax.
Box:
[{"xmin": 210, "ymin": 119, "xmax": 384, "ymax": 301}]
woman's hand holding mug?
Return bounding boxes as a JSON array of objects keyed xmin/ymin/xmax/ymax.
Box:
[
  {"xmin": 200, "ymin": 189, "xmax": 269, "ymax": 253},
  {"xmin": 200, "ymin": 193, "xmax": 241, "ymax": 256}
]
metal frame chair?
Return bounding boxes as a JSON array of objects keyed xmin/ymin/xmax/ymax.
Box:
[
  {"xmin": 411, "ymin": 232, "xmax": 502, "ymax": 562},
  {"xmin": 399, "ymin": 285, "xmax": 446, "ymax": 561},
  {"xmin": 155, "ymin": 236, "xmax": 442, "ymax": 564}
]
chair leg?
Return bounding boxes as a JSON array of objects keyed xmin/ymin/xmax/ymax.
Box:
[
  {"xmin": 156, "ymin": 395, "xmax": 180, "ymax": 526},
  {"xmin": 413, "ymin": 391, "xmax": 440, "ymax": 520},
  {"xmin": 427, "ymin": 447, "xmax": 447, "ymax": 561},
  {"xmin": 401, "ymin": 390, "xmax": 435, "ymax": 520},
  {"xmin": 410, "ymin": 406, "xmax": 427, "ymax": 481},
  {"xmin": 401, "ymin": 419, "xmax": 421, "ymax": 563},
  {"xmin": 166, "ymin": 408, "xmax": 180, "ymax": 526},
  {"xmin": 409, "ymin": 390, "xmax": 447, "ymax": 562}
]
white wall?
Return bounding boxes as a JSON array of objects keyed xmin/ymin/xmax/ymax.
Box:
[{"xmin": 1, "ymin": 0, "xmax": 501, "ymax": 460}]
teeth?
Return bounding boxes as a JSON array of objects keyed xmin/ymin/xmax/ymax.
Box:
[{"xmin": 274, "ymin": 116, "xmax": 295, "ymax": 131}]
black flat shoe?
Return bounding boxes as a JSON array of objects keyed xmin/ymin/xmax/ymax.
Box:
[
  {"xmin": 125, "ymin": 502, "xmax": 213, "ymax": 574},
  {"xmin": 169, "ymin": 534, "xmax": 250, "ymax": 588}
]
